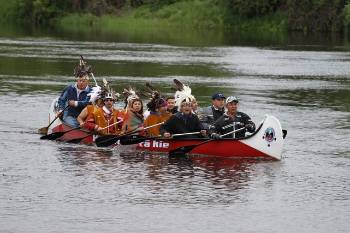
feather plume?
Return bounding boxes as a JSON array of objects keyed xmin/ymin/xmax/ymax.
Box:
[
  {"xmin": 173, "ymin": 79, "xmax": 195, "ymax": 108},
  {"xmin": 88, "ymin": 86, "xmax": 102, "ymax": 104},
  {"xmin": 74, "ymin": 55, "xmax": 92, "ymax": 78},
  {"xmin": 173, "ymin": 79, "xmax": 184, "ymax": 91},
  {"xmin": 144, "ymin": 82, "xmax": 163, "ymax": 112},
  {"xmin": 100, "ymin": 78, "xmax": 120, "ymax": 101},
  {"xmin": 123, "ymin": 86, "xmax": 139, "ymax": 108}
]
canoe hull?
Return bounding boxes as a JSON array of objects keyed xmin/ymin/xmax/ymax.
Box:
[{"xmin": 50, "ymin": 114, "xmax": 285, "ymax": 160}]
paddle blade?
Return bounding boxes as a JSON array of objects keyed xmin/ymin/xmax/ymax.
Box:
[
  {"xmin": 66, "ymin": 137, "xmax": 84, "ymax": 144},
  {"xmin": 119, "ymin": 135, "xmax": 147, "ymax": 145},
  {"xmin": 40, "ymin": 131, "xmax": 65, "ymax": 140},
  {"xmin": 38, "ymin": 127, "xmax": 48, "ymax": 135},
  {"xmin": 168, "ymin": 145, "xmax": 196, "ymax": 157},
  {"xmin": 95, "ymin": 135, "xmax": 120, "ymax": 147}
]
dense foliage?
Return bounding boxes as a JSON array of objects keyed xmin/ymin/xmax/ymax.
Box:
[{"xmin": 1, "ymin": 0, "xmax": 350, "ymax": 32}]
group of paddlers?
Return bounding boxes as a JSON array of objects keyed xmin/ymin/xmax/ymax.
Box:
[{"xmin": 56, "ymin": 57, "xmax": 256, "ymax": 140}]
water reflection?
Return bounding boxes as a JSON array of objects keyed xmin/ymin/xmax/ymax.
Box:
[{"xmin": 55, "ymin": 146, "xmax": 261, "ymax": 199}]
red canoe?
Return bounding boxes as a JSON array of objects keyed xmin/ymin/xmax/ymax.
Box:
[{"xmin": 49, "ymin": 114, "xmax": 286, "ymax": 160}]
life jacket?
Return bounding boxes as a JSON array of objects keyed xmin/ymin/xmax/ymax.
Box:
[{"xmin": 94, "ymin": 107, "xmax": 124, "ymax": 135}]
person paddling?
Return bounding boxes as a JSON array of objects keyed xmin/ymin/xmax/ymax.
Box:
[
  {"xmin": 212, "ymin": 96, "xmax": 255, "ymax": 139},
  {"xmin": 198, "ymin": 92, "xmax": 226, "ymax": 128},
  {"xmin": 80, "ymin": 93, "xmax": 124, "ymax": 135},
  {"xmin": 144, "ymin": 98, "xmax": 172, "ymax": 137},
  {"xmin": 121, "ymin": 98, "xmax": 144, "ymax": 135},
  {"xmin": 57, "ymin": 58, "xmax": 93, "ymax": 127},
  {"xmin": 161, "ymin": 98, "xmax": 206, "ymax": 139}
]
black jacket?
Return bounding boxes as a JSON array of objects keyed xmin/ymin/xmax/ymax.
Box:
[
  {"xmin": 198, "ymin": 105, "xmax": 225, "ymax": 130},
  {"xmin": 214, "ymin": 112, "xmax": 255, "ymax": 138},
  {"xmin": 160, "ymin": 112, "xmax": 204, "ymax": 138}
]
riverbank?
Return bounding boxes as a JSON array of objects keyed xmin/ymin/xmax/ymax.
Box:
[
  {"xmin": 55, "ymin": 1, "xmax": 287, "ymax": 34},
  {"xmin": 1, "ymin": 0, "xmax": 350, "ymax": 48}
]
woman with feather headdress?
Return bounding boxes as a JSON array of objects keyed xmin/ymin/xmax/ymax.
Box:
[
  {"xmin": 121, "ymin": 97, "xmax": 144, "ymax": 135},
  {"xmin": 57, "ymin": 57, "xmax": 93, "ymax": 127},
  {"xmin": 143, "ymin": 83, "xmax": 172, "ymax": 137}
]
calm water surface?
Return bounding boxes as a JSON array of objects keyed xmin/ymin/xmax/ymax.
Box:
[{"xmin": 0, "ymin": 29, "xmax": 349, "ymax": 233}]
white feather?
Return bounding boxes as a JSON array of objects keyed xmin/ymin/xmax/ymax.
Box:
[
  {"xmin": 88, "ymin": 86, "xmax": 101, "ymax": 103},
  {"xmin": 174, "ymin": 84, "xmax": 194, "ymax": 108},
  {"xmin": 126, "ymin": 88, "xmax": 139, "ymax": 102}
]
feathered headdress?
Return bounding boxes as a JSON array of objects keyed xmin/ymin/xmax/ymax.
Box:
[
  {"xmin": 173, "ymin": 79, "xmax": 195, "ymax": 108},
  {"xmin": 123, "ymin": 86, "xmax": 140, "ymax": 108},
  {"xmin": 144, "ymin": 82, "xmax": 163, "ymax": 112},
  {"xmin": 100, "ymin": 78, "xmax": 120, "ymax": 100},
  {"xmin": 74, "ymin": 55, "xmax": 92, "ymax": 78}
]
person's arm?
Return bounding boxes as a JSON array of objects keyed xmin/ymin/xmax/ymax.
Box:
[
  {"xmin": 160, "ymin": 116, "xmax": 174, "ymax": 138},
  {"xmin": 243, "ymin": 113, "xmax": 255, "ymax": 133},
  {"xmin": 77, "ymin": 107, "xmax": 88, "ymax": 126},
  {"xmin": 75, "ymin": 88, "xmax": 92, "ymax": 108},
  {"xmin": 192, "ymin": 115, "xmax": 206, "ymax": 137}
]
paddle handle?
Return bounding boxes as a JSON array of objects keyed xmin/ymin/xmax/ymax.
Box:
[
  {"xmin": 172, "ymin": 131, "xmax": 201, "ymax": 137},
  {"xmin": 123, "ymin": 121, "xmax": 164, "ymax": 136},
  {"xmin": 143, "ymin": 122, "xmax": 164, "ymax": 130},
  {"xmin": 47, "ymin": 105, "xmax": 69, "ymax": 128},
  {"xmin": 220, "ymin": 127, "xmax": 246, "ymax": 138},
  {"xmin": 97, "ymin": 119, "xmax": 123, "ymax": 131}
]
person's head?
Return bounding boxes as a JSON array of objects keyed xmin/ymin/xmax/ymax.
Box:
[
  {"xmin": 166, "ymin": 97, "xmax": 175, "ymax": 110},
  {"xmin": 156, "ymin": 98, "xmax": 168, "ymax": 114},
  {"xmin": 212, "ymin": 93, "xmax": 225, "ymax": 109},
  {"xmin": 191, "ymin": 98, "xmax": 198, "ymax": 112},
  {"xmin": 96, "ymin": 98, "xmax": 104, "ymax": 108},
  {"xmin": 130, "ymin": 98, "xmax": 143, "ymax": 114},
  {"xmin": 103, "ymin": 93, "xmax": 115, "ymax": 109},
  {"xmin": 76, "ymin": 74, "xmax": 89, "ymax": 90},
  {"xmin": 180, "ymin": 98, "xmax": 193, "ymax": 115},
  {"xmin": 225, "ymin": 96, "xmax": 239, "ymax": 114}
]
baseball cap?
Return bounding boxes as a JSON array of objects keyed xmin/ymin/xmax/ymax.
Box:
[
  {"xmin": 226, "ymin": 96, "xmax": 239, "ymax": 104},
  {"xmin": 212, "ymin": 93, "xmax": 226, "ymax": 100}
]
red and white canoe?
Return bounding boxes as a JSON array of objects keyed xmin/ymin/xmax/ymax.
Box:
[
  {"xmin": 48, "ymin": 113, "xmax": 286, "ymax": 160},
  {"xmin": 46, "ymin": 97, "xmax": 286, "ymax": 160}
]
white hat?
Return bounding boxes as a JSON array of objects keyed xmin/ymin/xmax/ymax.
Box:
[
  {"xmin": 104, "ymin": 92, "xmax": 116, "ymax": 101},
  {"xmin": 226, "ymin": 96, "xmax": 239, "ymax": 104}
]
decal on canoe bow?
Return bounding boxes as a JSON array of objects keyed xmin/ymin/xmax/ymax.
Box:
[{"xmin": 263, "ymin": 127, "xmax": 276, "ymax": 147}]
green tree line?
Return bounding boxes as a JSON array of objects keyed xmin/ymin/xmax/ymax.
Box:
[{"xmin": 1, "ymin": 0, "xmax": 350, "ymax": 32}]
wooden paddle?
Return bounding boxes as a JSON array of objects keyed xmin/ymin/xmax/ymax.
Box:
[
  {"xmin": 40, "ymin": 125, "xmax": 80, "ymax": 140},
  {"xmin": 168, "ymin": 127, "xmax": 246, "ymax": 157},
  {"xmin": 119, "ymin": 131, "xmax": 201, "ymax": 145},
  {"xmin": 95, "ymin": 122, "xmax": 165, "ymax": 147},
  {"xmin": 66, "ymin": 120, "xmax": 123, "ymax": 144},
  {"xmin": 38, "ymin": 105, "xmax": 69, "ymax": 135}
]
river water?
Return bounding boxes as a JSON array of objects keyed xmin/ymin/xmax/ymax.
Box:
[{"xmin": 0, "ymin": 28, "xmax": 349, "ymax": 233}]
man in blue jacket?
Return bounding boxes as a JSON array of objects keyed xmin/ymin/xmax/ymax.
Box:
[{"xmin": 57, "ymin": 60, "xmax": 92, "ymax": 127}]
